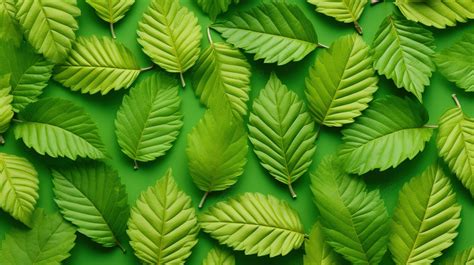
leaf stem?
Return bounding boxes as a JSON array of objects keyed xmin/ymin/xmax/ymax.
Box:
[
  {"xmin": 371, "ymin": 0, "xmax": 383, "ymax": 5},
  {"xmin": 0, "ymin": 134, "xmax": 4, "ymax": 145},
  {"xmin": 12, "ymin": 118, "xmax": 23, "ymax": 123},
  {"xmin": 110, "ymin": 22, "xmax": 117, "ymax": 39},
  {"xmin": 198, "ymin": 191, "xmax": 209, "ymax": 209},
  {"xmin": 317, "ymin": 43, "xmax": 329, "ymax": 49},
  {"xmin": 207, "ymin": 27, "xmax": 214, "ymax": 46},
  {"xmin": 133, "ymin": 160, "xmax": 139, "ymax": 170},
  {"xmin": 423, "ymin": 124, "xmax": 439, "ymax": 129},
  {"xmin": 179, "ymin": 72, "xmax": 186, "ymax": 87},
  {"xmin": 354, "ymin": 21, "xmax": 363, "ymax": 35},
  {"xmin": 288, "ymin": 183, "xmax": 297, "ymax": 199},
  {"xmin": 140, "ymin": 65, "xmax": 154, "ymax": 72},
  {"xmin": 115, "ymin": 240, "xmax": 126, "ymax": 253},
  {"xmin": 452, "ymin": 94, "xmax": 462, "ymax": 109}
]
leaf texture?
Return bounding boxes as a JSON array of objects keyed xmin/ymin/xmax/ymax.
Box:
[
  {"xmin": 305, "ymin": 34, "xmax": 378, "ymax": 127},
  {"xmin": 0, "ymin": 74, "xmax": 13, "ymax": 134},
  {"xmin": 304, "ymin": 221, "xmax": 342, "ymax": 265},
  {"xmin": 372, "ymin": 13, "xmax": 435, "ymax": 101},
  {"xmin": 196, "ymin": 0, "xmax": 240, "ymax": 20},
  {"xmin": 127, "ymin": 169, "xmax": 199, "ymax": 264},
  {"xmin": 248, "ymin": 73, "xmax": 317, "ymax": 198},
  {"xmin": 307, "ymin": 0, "xmax": 367, "ymax": 32},
  {"xmin": 212, "ymin": 1, "xmax": 319, "ymax": 65},
  {"xmin": 54, "ymin": 36, "xmax": 141, "ymax": 95},
  {"xmin": 0, "ymin": 0, "xmax": 22, "ymax": 46},
  {"xmin": 443, "ymin": 247, "xmax": 473, "ymax": 265},
  {"xmin": 389, "ymin": 165, "xmax": 461, "ymax": 264},
  {"xmin": 86, "ymin": 0, "xmax": 135, "ymax": 23},
  {"xmin": 115, "ymin": 73, "xmax": 183, "ymax": 166},
  {"xmin": 15, "ymin": 0, "xmax": 80, "ymax": 63},
  {"xmin": 14, "ymin": 98, "xmax": 107, "ymax": 160},
  {"xmin": 0, "ymin": 152, "xmax": 38, "ymax": 226},
  {"xmin": 203, "ymin": 247, "xmax": 235, "ymax": 265},
  {"xmin": 200, "ymin": 192, "xmax": 305, "ymax": 257},
  {"xmin": 338, "ymin": 96, "xmax": 433, "ymax": 175},
  {"xmin": 52, "ymin": 162, "xmax": 129, "ymax": 248}
]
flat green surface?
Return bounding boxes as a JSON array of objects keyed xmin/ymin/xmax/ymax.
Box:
[{"xmin": 1, "ymin": 1, "xmax": 473, "ymax": 264}]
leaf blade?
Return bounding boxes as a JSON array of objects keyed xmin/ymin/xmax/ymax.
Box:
[{"xmin": 86, "ymin": 0, "xmax": 135, "ymax": 23}]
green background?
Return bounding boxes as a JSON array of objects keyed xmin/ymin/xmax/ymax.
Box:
[{"xmin": 1, "ymin": 0, "xmax": 473, "ymax": 264}]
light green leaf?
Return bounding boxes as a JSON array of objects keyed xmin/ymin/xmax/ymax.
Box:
[
  {"xmin": 200, "ymin": 192, "xmax": 305, "ymax": 257},
  {"xmin": 192, "ymin": 41, "xmax": 251, "ymax": 117},
  {"xmin": 307, "ymin": 0, "xmax": 367, "ymax": 33},
  {"xmin": 196, "ymin": 0, "xmax": 239, "ymax": 21},
  {"xmin": 14, "ymin": 98, "xmax": 107, "ymax": 160},
  {"xmin": 0, "ymin": 42, "xmax": 54, "ymax": 112},
  {"xmin": 212, "ymin": 1, "xmax": 319, "ymax": 65},
  {"xmin": 372, "ymin": 13, "xmax": 435, "ymax": 102},
  {"xmin": 304, "ymin": 221, "xmax": 342, "ymax": 265},
  {"xmin": 443, "ymin": 247, "xmax": 473, "ymax": 265},
  {"xmin": 115, "ymin": 73, "xmax": 183, "ymax": 168},
  {"xmin": 0, "ymin": 209, "xmax": 76, "ymax": 265},
  {"xmin": 203, "ymin": 247, "xmax": 235, "ymax": 265},
  {"xmin": 15, "ymin": 0, "xmax": 80, "ymax": 63},
  {"xmin": 310, "ymin": 156, "xmax": 390, "ymax": 265},
  {"xmin": 54, "ymin": 36, "xmax": 141, "ymax": 95},
  {"xmin": 434, "ymin": 30, "xmax": 474, "ymax": 92},
  {"xmin": 52, "ymin": 162, "xmax": 129, "ymax": 249},
  {"xmin": 248, "ymin": 73, "xmax": 317, "ymax": 198},
  {"xmin": 0, "ymin": 0, "xmax": 22, "ymax": 46},
  {"xmin": 389, "ymin": 165, "xmax": 461, "ymax": 264},
  {"xmin": 0, "ymin": 74, "xmax": 13, "ymax": 136},
  {"xmin": 0, "ymin": 152, "xmax": 38, "ymax": 227},
  {"xmin": 305, "ymin": 34, "xmax": 378, "ymax": 127},
  {"xmin": 86, "ymin": 0, "xmax": 135, "ymax": 38},
  {"xmin": 395, "ymin": 0, "xmax": 474, "ymax": 29},
  {"xmin": 437, "ymin": 101, "xmax": 474, "ymax": 197},
  {"xmin": 187, "ymin": 103, "xmax": 247, "ymax": 208},
  {"xmin": 137, "ymin": 0, "xmax": 202, "ymax": 86},
  {"xmin": 338, "ymin": 96, "xmax": 433, "ymax": 175}
]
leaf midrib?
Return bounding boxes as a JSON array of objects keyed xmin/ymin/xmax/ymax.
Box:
[{"xmin": 204, "ymin": 220, "xmax": 303, "ymax": 236}]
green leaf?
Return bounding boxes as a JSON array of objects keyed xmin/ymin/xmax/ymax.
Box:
[
  {"xmin": 307, "ymin": 0, "xmax": 367, "ymax": 33},
  {"xmin": 192, "ymin": 41, "xmax": 251, "ymax": 117},
  {"xmin": 54, "ymin": 36, "xmax": 141, "ymax": 95},
  {"xmin": 434, "ymin": 30, "xmax": 474, "ymax": 92},
  {"xmin": 196, "ymin": 0, "xmax": 239, "ymax": 21},
  {"xmin": 443, "ymin": 247, "xmax": 473, "ymax": 265},
  {"xmin": 372, "ymin": 13, "xmax": 436, "ymax": 102},
  {"xmin": 86, "ymin": 0, "xmax": 135, "ymax": 38},
  {"xmin": 0, "ymin": 0, "xmax": 22, "ymax": 46},
  {"xmin": 212, "ymin": 1, "xmax": 319, "ymax": 65},
  {"xmin": 0, "ymin": 152, "xmax": 38, "ymax": 227},
  {"xmin": 127, "ymin": 169, "xmax": 199, "ymax": 264},
  {"xmin": 395, "ymin": 0, "xmax": 474, "ymax": 29},
  {"xmin": 200, "ymin": 192, "xmax": 305, "ymax": 257},
  {"xmin": 389, "ymin": 165, "xmax": 461, "ymax": 264},
  {"xmin": 115, "ymin": 73, "xmax": 183, "ymax": 168},
  {"xmin": 0, "ymin": 74, "xmax": 13, "ymax": 135},
  {"xmin": 248, "ymin": 73, "xmax": 317, "ymax": 198},
  {"xmin": 15, "ymin": 0, "xmax": 80, "ymax": 63},
  {"xmin": 187, "ymin": 103, "xmax": 247, "ymax": 208},
  {"xmin": 0, "ymin": 209, "xmax": 76, "ymax": 265},
  {"xmin": 305, "ymin": 34, "xmax": 378, "ymax": 127},
  {"xmin": 203, "ymin": 247, "xmax": 235, "ymax": 265},
  {"xmin": 338, "ymin": 96, "xmax": 433, "ymax": 175},
  {"xmin": 0, "ymin": 42, "xmax": 54, "ymax": 112},
  {"xmin": 304, "ymin": 221, "xmax": 342, "ymax": 265},
  {"xmin": 437, "ymin": 101, "xmax": 474, "ymax": 197},
  {"xmin": 14, "ymin": 98, "xmax": 107, "ymax": 160},
  {"xmin": 137, "ymin": 0, "xmax": 202, "ymax": 86},
  {"xmin": 52, "ymin": 162, "xmax": 129, "ymax": 249},
  {"xmin": 310, "ymin": 156, "xmax": 390, "ymax": 265}
]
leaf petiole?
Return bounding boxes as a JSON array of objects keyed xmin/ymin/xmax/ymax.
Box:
[
  {"xmin": 199, "ymin": 191, "xmax": 209, "ymax": 208},
  {"xmin": 452, "ymin": 94, "xmax": 462, "ymax": 109},
  {"xmin": 354, "ymin": 21, "xmax": 363, "ymax": 35},
  {"xmin": 179, "ymin": 72, "xmax": 186, "ymax": 87},
  {"xmin": 317, "ymin": 43, "xmax": 329, "ymax": 49},
  {"xmin": 207, "ymin": 27, "xmax": 214, "ymax": 46},
  {"xmin": 110, "ymin": 22, "xmax": 117, "ymax": 39},
  {"xmin": 288, "ymin": 183, "xmax": 297, "ymax": 199},
  {"xmin": 116, "ymin": 239, "xmax": 126, "ymax": 253}
]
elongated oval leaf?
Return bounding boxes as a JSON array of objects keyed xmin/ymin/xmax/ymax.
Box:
[
  {"xmin": 0, "ymin": 152, "xmax": 38, "ymax": 227},
  {"xmin": 196, "ymin": 0, "xmax": 239, "ymax": 21},
  {"xmin": 203, "ymin": 247, "xmax": 235, "ymax": 265},
  {"xmin": 0, "ymin": 209, "xmax": 76, "ymax": 265},
  {"xmin": 200, "ymin": 192, "xmax": 304, "ymax": 257},
  {"xmin": 52, "ymin": 162, "xmax": 129, "ymax": 248},
  {"xmin": 389, "ymin": 165, "xmax": 461, "ymax": 264},
  {"xmin": 86, "ymin": 0, "xmax": 135, "ymax": 23},
  {"xmin": 305, "ymin": 34, "xmax": 378, "ymax": 127},
  {"xmin": 443, "ymin": 247, "xmax": 473, "ymax": 265},
  {"xmin": 14, "ymin": 98, "xmax": 107, "ymax": 160},
  {"xmin": 192, "ymin": 41, "xmax": 251, "ymax": 117},
  {"xmin": 15, "ymin": 0, "xmax": 80, "ymax": 63},
  {"xmin": 338, "ymin": 96, "xmax": 433, "ymax": 175},
  {"xmin": 54, "ymin": 36, "xmax": 141, "ymax": 95},
  {"xmin": 0, "ymin": 0, "xmax": 22, "ymax": 46},
  {"xmin": 310, "ymin": 156, "xmax": 390, "ymax": 265},
  {"xmin": 304, "ymin": 221, "xmax": 342, "ymax": 265},
  {"xmin": 249, "ymin": 73, "xmax": 317, "ymax": 198},
  {"xmin": 372, "ymin": 13, "xmax": 435, "ymax": 102},
  {"xmin": 127, "ymin": 169, "xmax": 199, "ymax": 264},
  {"xmin": 115, "ymin": 73, "xmax": 183, "ymax": 167},
  {"xmin": 0, "ymin": 74, "xmax": 13, "ymax": 135},
  {"xmin": 307, "ymin": 0, "xmax": 367, "ymax": 33},
  {"xmin": 212, "ymin": 1, "xmax": 319, "ymax": 65}
]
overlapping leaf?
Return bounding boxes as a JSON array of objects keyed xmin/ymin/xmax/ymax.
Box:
[
  {"xmin": 310, "ymin": 156, "xmax": 390, "ymax": 265},
  {"xmin": 372, "ymin": 13, "xmax": 435, "ymax": 102},
  {"xmin": 305, "ymin": 34, "xmax": 378, "ymax": 127},
  {"xmin": 0, "ymin": 0, "xmax": 22, "ymax": 46},
  {"xmin": 15, "ymin": 0, "xmax": 80, "ymax": 63},
  {"xmin": 127, "ymin": 169, "xmax": 199, "ymax": 264},
  {"xmin": 196, "ymin": 0, "xmax": 239, "ymax": 21},
  {"xmin": 54, "ymin": 36, "xmax": 141, "ymax": 95},
  {"xmin": 192, "ymin": 41, "xmax": 251, "ymax": 117},
  {"xmin": 304, "ymin": 221, "xmax": 342, "ymax": 265},
  {"xmin": 212, "ymin": 1, "xmax": 319, "ymax": 65},
  {"xmin": 338, "ymin": 96, "xmax": 433, "ymax": 175},
  {"xmin": 86, "ymin": 0, "xmax": 135, "ymax": 38},
  {"xmin": 443, "ymin": 247, "xmax": 473, "ymax": 265},
  {"xmin": 389, "ymin": 165, "xmax": 461, "ymax": 264},
  {"xmin": 52, "ymin": 162, "xmax": 129, "ymax": 248},
  {"xmin": 115, "ymin": 73, "xmax": 183, "ymax": 167},
  {"xmin": 203, "ymin": 247, "xmax": 235, "ymax": 265},
  {"xmin": 0, "ymin": 152, "xmax": 38, "ymax": 227},
  {"xmin": 200, "ymin": 192, "xmax": 305, "ymax": 257},
  {"xmin": 14, "ymin": 98, "xmax": 107, "ymax": 160},
  {"xmin": 307, "ymin": 0, "xmax": 367, "ymax": 33},
  {"xmin": 249, "ymin": 74, "xmax": 317, "ymax": 198},
  {"xmin": 0, "ymin": 74, "xmax": 13, "ymax": 136}
]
